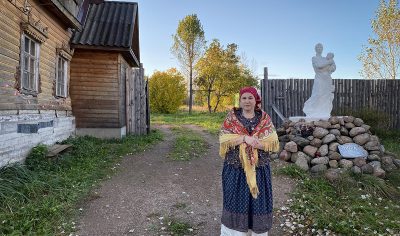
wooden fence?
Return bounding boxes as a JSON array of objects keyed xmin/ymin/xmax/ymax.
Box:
[
  {"xmin": 126, "ymin": 65, "xmax": 150, "ymax": 135},
  {"xmin": 261, "ymin": 71, "xmax": 400, "ymax": 129}
]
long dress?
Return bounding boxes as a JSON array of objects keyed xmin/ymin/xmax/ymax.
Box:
[{"xmin": 221, "ymin": 108, "xmax": 273, "ymax": 235}]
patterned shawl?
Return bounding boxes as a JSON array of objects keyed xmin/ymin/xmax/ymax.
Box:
[{"xmin": 219, "ymin": 108, "xmax": 279, "ymax": 199}]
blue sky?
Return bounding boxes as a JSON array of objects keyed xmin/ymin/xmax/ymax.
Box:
[{"xmin": 121, "ymin": 0, "xmax": 380, "ymax": 79}]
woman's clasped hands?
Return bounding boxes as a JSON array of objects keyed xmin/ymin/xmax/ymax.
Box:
[{"xmin": 243, "ymin": 135, "xmax": 262, "ymax": 149}]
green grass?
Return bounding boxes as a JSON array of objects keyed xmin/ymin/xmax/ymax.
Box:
[
  {"xmin": 0, "ymin": 130, "xmax": 163, "ymax": 235},
  {"xmin": 278, "ymin": 166, "xmax": 400, "ymax": 235},
  {"xmin": 151, "ymin": 111, "xmax": 226, "ymax": 134},
  {"xmin": 168, "ymin": 126, "xmax": 209, "ymax": 161},
  {"xmin": 166, "ymin": 217, "xmax": 193, "ymax": 236}
]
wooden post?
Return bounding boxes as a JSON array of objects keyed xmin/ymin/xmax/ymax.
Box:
[{"xmin": 262, "ymin": 67, "xmax": 269, "ymax": 113}]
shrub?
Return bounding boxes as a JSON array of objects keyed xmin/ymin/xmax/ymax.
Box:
[{"xmin": 149, "ymin": 68, "xmax": 187, "ymax": 113}]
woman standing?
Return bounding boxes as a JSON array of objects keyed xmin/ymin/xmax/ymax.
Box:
[{"xmin": 219, "ymin": 87, "xmax": 279, "ymax": 236}]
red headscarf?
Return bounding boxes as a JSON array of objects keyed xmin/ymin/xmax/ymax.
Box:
[{"xmin": 240, "ymin": 86, "xmax": 261, "ymax": 106}]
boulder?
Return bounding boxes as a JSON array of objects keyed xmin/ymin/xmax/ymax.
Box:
[
  {"xmin": 329, "ymin": 116, "xmax": 340, "ymax": 125},
  {"xmin": 303, "ymin": 145, "xmax": 318, "ymax": 157},
  {"xmin": 329, "ymin": 129, "xmax": 341, "ymax": 136},
  {"xmin": 340, "ymin": 127, "xmax": 349, "ymax": 136},
  {"xmin": 310, "ymin": 138, "xmax": 322, "ymax": 148},
  {"xmin": 364, "ymin": 141, "xmax": 380, "ymax": 151},
  {"xmin": 343, "ymin": 116, "xmax": 355, "ymax": 123},
  {"xmin": 313, "ymin": 127, "xmax": 329, "ymax": 139},
  {"xmin": 322, "ymin": 134, "xmax": 336, "ymax": 144},
  {"xmin": 284, "ymin": 141, "xmax": 298, "ymax": 153},
  {"xmin": 292, "ymin": 136, "xmax": 310, "ymax": 147},
  {"xmin": 331, "ymin": 124, "xmax": 341, "ymax": 129},
  {"xmin": 353, "ymin": 118, "xmax": 364, "ymax": 127},
  {"xmin": 311, "ymin": 164, "xmax": 327, "ymax": 173},
  {"xmin": 339, "ymin": 159, "xmax": 353, "ymax": 169},
  {"xmin": 361, "ymin": 164, "xmax": 374, "ymax": 174},
  {"xmin": 311, "ymin": 156, "xmax": 329, "ymax": 165},
  {"xmin": 329, "ymin": 142, "xmax": 340, "ymax": 152},
  {"xmin": 373, "ymin": 167, "xmax": 386, "ymax": 178},
  {"xmin": 307, "ymin": 136, "xmax": 314, "ymax": 141},
  {"xmin": 353, "ymin": 157, "xmax": 367, "ymax": 167},
  {"xmin": 328, "ymin": 160, "xmax": 338, "ymax": 168},
  {"xmin": 295, "ymin": 156, "xmax": 309, "ymax": 171},
  {"xmin": 329, "ymin": 152, "xmax": 342, "ymax": 161},
  {"xmin": 361, "ymin": 124, "xmax": 371, "ymax": 132},
  {"xmin": 381, "ymin": 156, "xmax": 397, "ymax": 172},
  {"xmin": 279, "ymin": 150, "xmax": 291, "ymax": 161},
  {"xmin": 369, "ymin": 161, "xmax": 381, "ymax": 169},
  {"xmin": 367, "ymin": 154, "xmax": 381, "ymax": 161},
  {"xmin": 337, "ymin": 136, "xmax": 353, "ymax": 144},
  {"xmin": 318, "ymin": 144, "xmax": 329, "ymax": 157},
  {"xmin": 353, "ymin": 133, "xmax": 371, "ymax": 146},
  {"xmin": 349, "ymin": 127, "xmax": 367, "ymax": 137},
  {"xmin": 345, "ymin": 123, "xmax": 355, "ymax": 129},
  {"xmin": 314, "ymin": 120, "xmax": 331, "ymax": 129}
]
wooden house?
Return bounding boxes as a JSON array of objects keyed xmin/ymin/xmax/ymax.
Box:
[
  {"xmin": 70, "ymin": 1, "xmax": 147, "ymax": 139},
  {"xmin": 0, "ymin": 0, "xmax": 83, "ymax": 166}
]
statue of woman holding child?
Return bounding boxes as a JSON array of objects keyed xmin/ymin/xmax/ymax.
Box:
[{"xmin": 303, "ymin": 43, "xmax": 336, "ymax": 118}]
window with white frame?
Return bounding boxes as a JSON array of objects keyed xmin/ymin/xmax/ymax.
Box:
[
  {"xmin": 56, "ymin": 56, "xmax": 68, "ymax": 97},
  {"xmin": 21, "ymin": 34, "xmax": 40, "ymax": 93}
]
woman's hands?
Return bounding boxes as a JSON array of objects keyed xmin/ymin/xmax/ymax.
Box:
[{"xmin": 244, "ymin": 136, "xmax": 263, "ymax": 149}]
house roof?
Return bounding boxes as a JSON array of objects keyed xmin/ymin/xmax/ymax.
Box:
[{"xmin": 71, "ymin": 1, "xmax": 140, "ymax": 66}]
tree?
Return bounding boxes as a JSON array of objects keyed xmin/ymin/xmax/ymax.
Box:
[
  {"xmin": 196, "ymin": 40, "xmax": 258, "ymax": 112},
  {"xmin": 148, "ymin": 68, "xmax": 186, "ymax": 113},
  {"xmin": 171, "ymin": 14, "xmax": 206, "ymax": 113},
  {"xmin": 359, "ymin": 0, "xmax": 400, "ymax": 80}
]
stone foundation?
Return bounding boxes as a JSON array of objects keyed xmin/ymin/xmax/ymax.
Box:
[{"xmin": 0, "ymin": 110, "xmax": 75, "ymax": 167}]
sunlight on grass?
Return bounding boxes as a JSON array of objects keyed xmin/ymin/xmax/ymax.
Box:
[
  {"xmin": 168, "ymin": 127, "xmax": 209, "ymax": 161},
  {"xmin": 151, "ymin": 111, "xmax": 226, "ymax": 135}
]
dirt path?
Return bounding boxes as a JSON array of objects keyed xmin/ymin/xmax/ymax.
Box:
[{"xmin": 76, "ymin": 125, "xmax": 295, "ymax": 236}]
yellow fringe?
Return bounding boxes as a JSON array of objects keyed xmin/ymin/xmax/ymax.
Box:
[{"xmin": 219, "ymin": 132, "xmax": 280, "ymax": 199}]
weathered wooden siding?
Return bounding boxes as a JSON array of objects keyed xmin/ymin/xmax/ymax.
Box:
[
  {"xmin": 118, "ymin": 55, "xmax": 129, "ymax": 128},
  {"xmin": 261, "ymin": 78, "xmax": 400, "ymax": 129},
  {"xmin": 126, "ymin": 65, "xmax": 147, "ymax": 135},
  {"xmin": 70, "ymin": 50, "xmax": 123, "ymax": 128},
  {"xmin": 0, "ymin": 0, "xmax": 74, "ymax": 111}
]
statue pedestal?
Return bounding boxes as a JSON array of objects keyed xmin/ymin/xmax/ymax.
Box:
[{"xmin": 289, "ymin": 116, "xmax": 331, "ymax": 122}]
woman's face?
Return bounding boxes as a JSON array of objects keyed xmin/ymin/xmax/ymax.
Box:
[
  {"xmin": 240, "ymin": 92, "xmax": 256, "ymax": 112},
  {"xmin": 315, "ymin": 44, "xmax": 323, "ymax": 54}
]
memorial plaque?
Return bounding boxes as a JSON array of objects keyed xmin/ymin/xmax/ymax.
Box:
[{"xmin": 338, "ymin": 143, "xmax": 368, "ymax": 159}]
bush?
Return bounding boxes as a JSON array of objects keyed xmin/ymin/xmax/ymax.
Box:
[{"xmin": 149, "ymin": 68, "xmax": 187, "ymax": 113}]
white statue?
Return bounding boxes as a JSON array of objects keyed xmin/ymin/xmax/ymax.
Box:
[{"xmin": 303, "ymin": 43, "xmax": 336, "ymax": 118}]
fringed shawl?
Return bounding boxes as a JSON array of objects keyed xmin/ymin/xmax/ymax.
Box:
[{"xmin": 219, "ymin": 109, "xmax": 279, "ymax": 199}]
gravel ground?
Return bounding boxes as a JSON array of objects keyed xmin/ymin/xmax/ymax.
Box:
[{"xmin": 76, "ymin": 125, "xmax": 295, "ymax": 236}]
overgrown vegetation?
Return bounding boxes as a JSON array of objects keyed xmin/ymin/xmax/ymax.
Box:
[
  {"xmin": 278, "ymin": 158, "xmax": 400, "ymax": 235},
  {"xmin": 169, "ymin": 126, "xmax": 209, "ymax": 161},
  {"xmin": 151, "ymin": 111, "xmax": 226, "ymax": 135},
  {"xmin": 0, "ymin": 131, "xmax": 163, "ymax": 235}
]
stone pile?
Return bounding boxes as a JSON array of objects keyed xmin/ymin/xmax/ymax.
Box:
[{"xmin": 277, "ymin": 116, "xmax": 400, "ymax": 179}]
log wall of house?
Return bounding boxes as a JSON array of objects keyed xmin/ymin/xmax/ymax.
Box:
[
  {"xmin": 0, "ymin": 0, "xmax": 77, "ymax": 167},
  {"xmin": 0, "ymin": 0, "xmax": 74, "ymax": 111},
  {"xmin": 70, "ymin": 50, "xmax": 124, "ymax": 128}
]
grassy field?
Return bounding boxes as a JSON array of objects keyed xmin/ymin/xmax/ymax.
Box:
[{"xmin": 0, "ymin": 131, "xmax": 163, "ymax": 235}]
